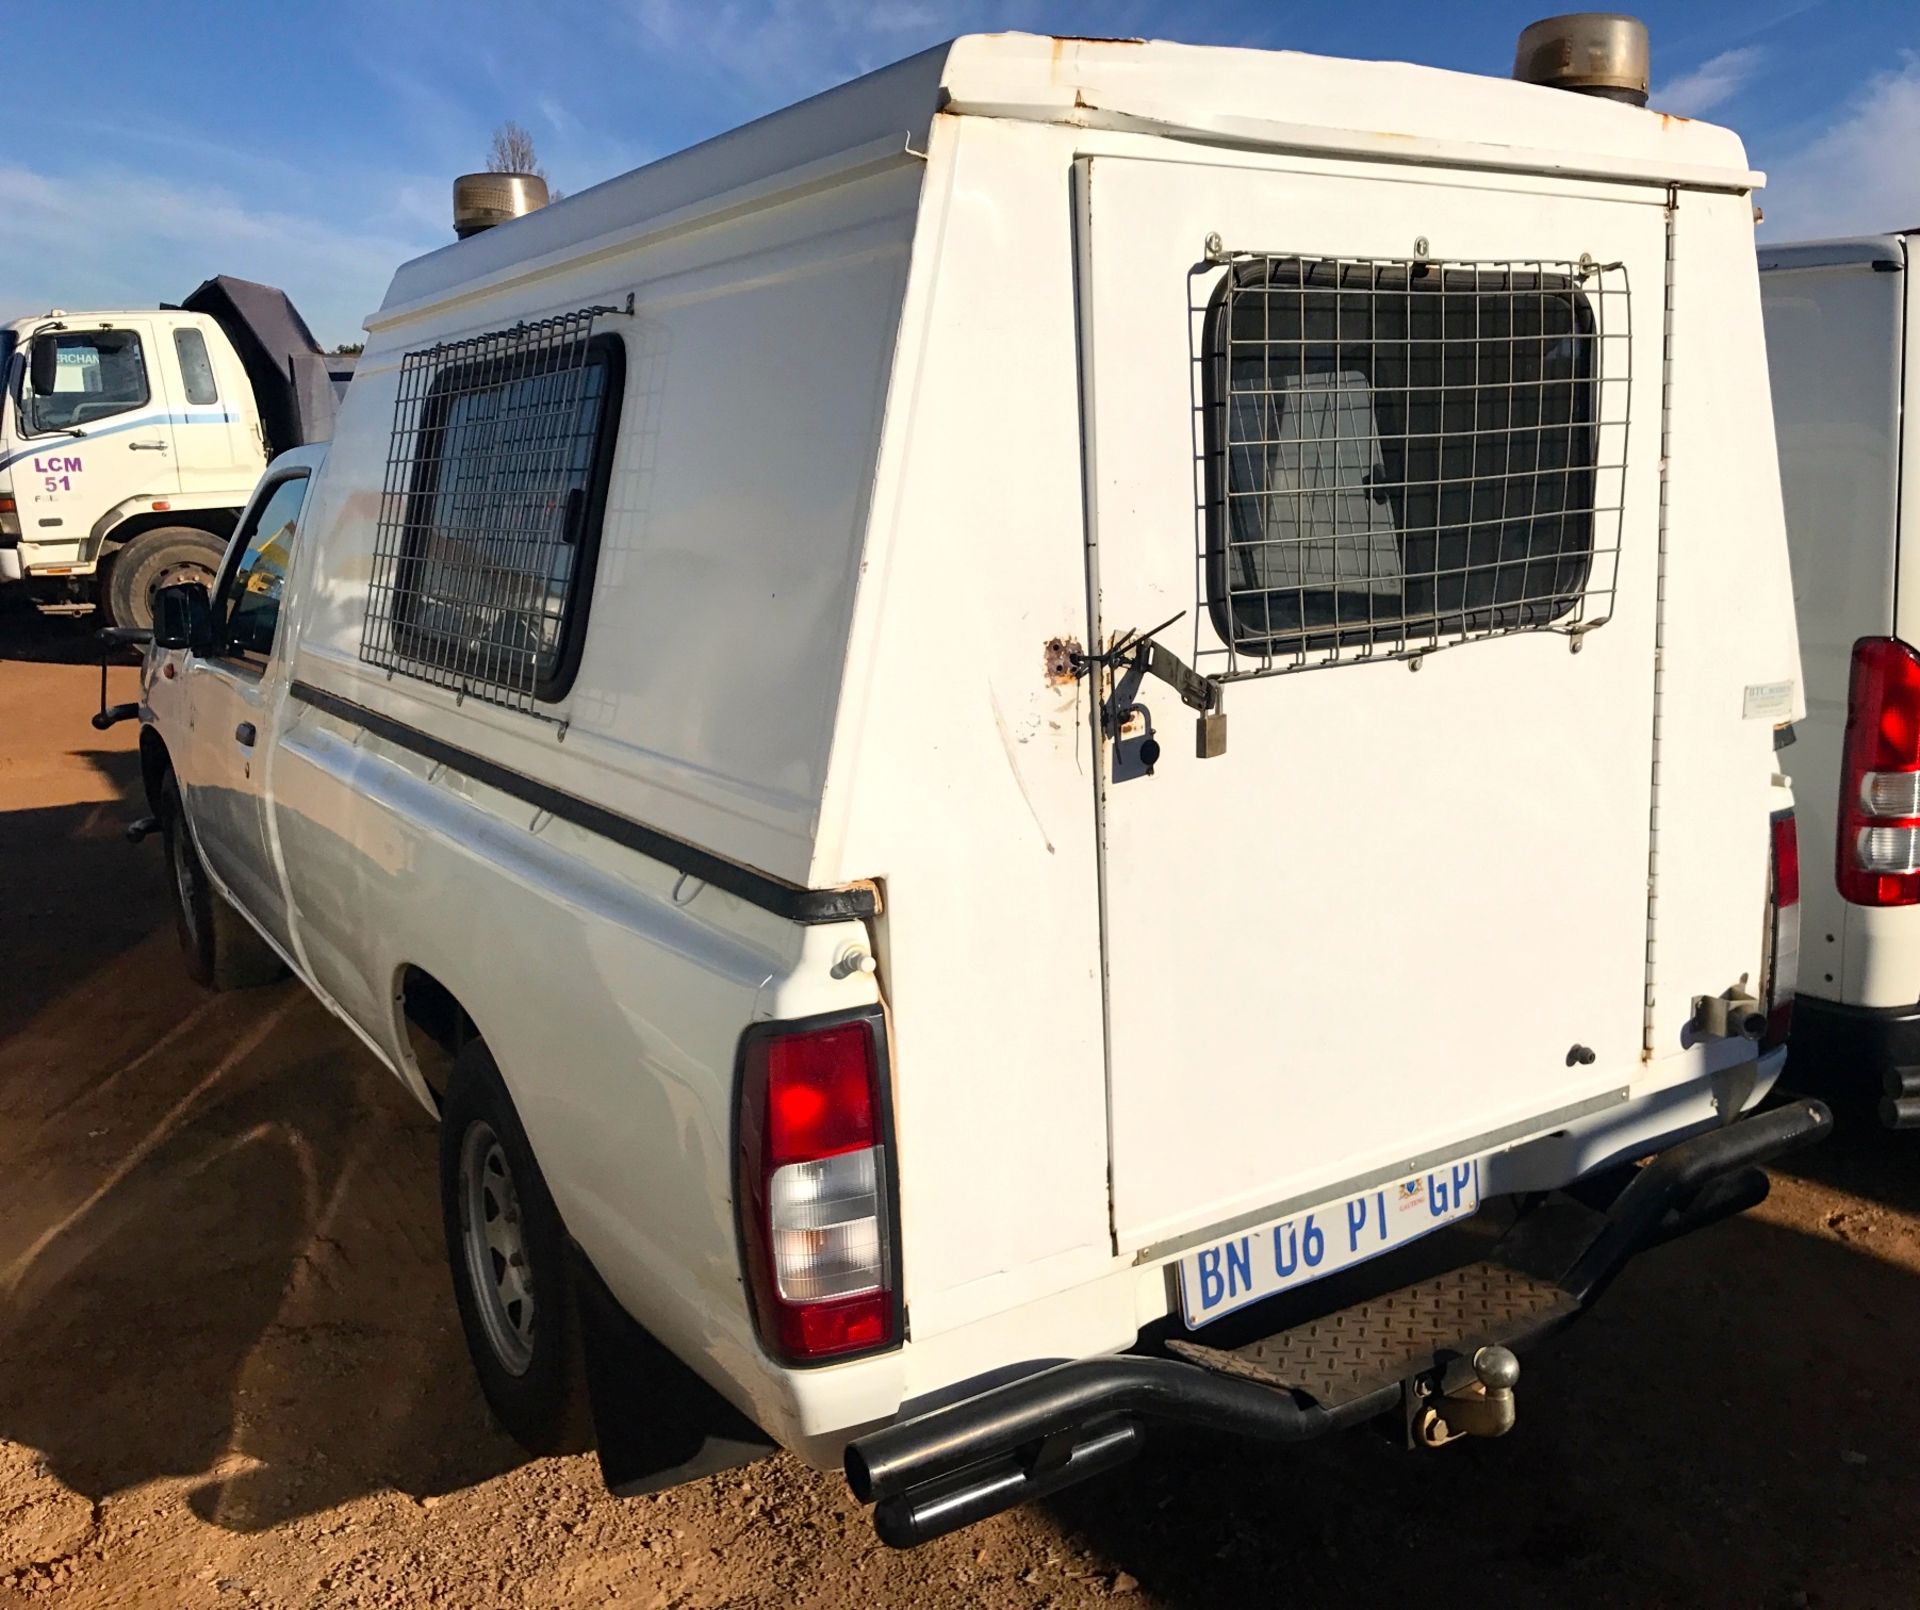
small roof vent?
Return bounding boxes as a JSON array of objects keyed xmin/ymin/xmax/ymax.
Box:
[
  {"xmin": 1513, "ymin": 13, "xmax": 1650, "ymax": 107},
  {"xmin": 452, "ymin": 171, "xmax": 550, "ymax": 240}
]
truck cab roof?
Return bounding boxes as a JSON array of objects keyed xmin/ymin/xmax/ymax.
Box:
[{"xmin": 3, "ymin": 309, "xmax": 221, "ymax": 334}]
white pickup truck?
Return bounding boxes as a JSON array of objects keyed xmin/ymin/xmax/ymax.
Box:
[
  {"xmin": 0, "ymin": 277, "xmax": 344, "ymax": 628},
  {"xmin": 119, "ymin": 23, "xmax": 1826, "ymax": 1547}
]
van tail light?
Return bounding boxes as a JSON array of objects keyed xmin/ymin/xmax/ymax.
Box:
[
  {"xmin": 736, "ymin": 1011, "xmax": 898, "ymax": 1364},
  {"xmin": 1764, "ymin": 809, "xmax": 1799, "ymax": 1050},
  {"xmin": 1839, "ymin": 636, "xmax": 1920, "ymax": 906}
]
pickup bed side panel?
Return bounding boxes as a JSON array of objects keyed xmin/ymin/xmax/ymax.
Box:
[{"xmin": 270, "ymin": 696, "xmax": 894, "ymax": 1443}]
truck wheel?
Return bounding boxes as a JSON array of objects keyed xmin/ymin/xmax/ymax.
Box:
[
  {"xmin": 159, "ymin": 770, "xmax": 285, "ymax": 990},
  {"xmin": 440, "ymin": 1039, "xmax": 589, "ymax": 1455},
  {"xmin": 105, "ymin": 527, "xmax": 228, "ymax": 630}
]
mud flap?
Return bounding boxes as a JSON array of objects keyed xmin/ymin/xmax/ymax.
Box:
[{"xmin": 572, "ymin": 1256, "xmax": 776, "ymax": 1496}]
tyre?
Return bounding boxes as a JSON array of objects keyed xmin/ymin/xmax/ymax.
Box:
[
  {"xmin": 105, "ymin": 526, "xmax": 227, "ymax": 631},
  {"xmin": 159, "ymin": 770, "xmax": 285, "ymax": 990},
  {"xmin": 440, "ymin": 1039, "xmax": 589, "ymax": 1454}
]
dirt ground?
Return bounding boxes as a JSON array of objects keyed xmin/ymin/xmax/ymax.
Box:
[{"xmin": 1, "ymin": 602, "xmax": 1916, "ymax": 1610}]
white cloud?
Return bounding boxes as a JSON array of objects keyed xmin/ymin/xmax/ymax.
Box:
[
  {"xmin": 1760, "ymin": 55, "xmax": 1920, "ymax": 240},
  {"xmin": 0, "ymin": 164, "xmax": 443, "ymax": 347},
  {"xmin": 1653, "ymin": 45, "xmax": 1765, "ymax": 118}
]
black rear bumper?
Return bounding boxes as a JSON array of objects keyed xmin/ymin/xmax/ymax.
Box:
[
  {"xmin": 1788, "ymin": 996, "xmax": 1920, "ymax": 1127},
  {"xmin": 846, "ymin": 1099, "xmax": 1832, "ymax": 1547}
]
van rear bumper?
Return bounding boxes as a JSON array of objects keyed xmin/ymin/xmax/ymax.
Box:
[
  {"xmin": 845, "ymin": 1098, "xmax": 1832, "ymax": 1548},
  {"xmin": 1790, "ymin": 996, "xmax": 1920, "ymax": 1127}
]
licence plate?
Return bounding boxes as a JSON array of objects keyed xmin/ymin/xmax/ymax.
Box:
[{"xmin": 1177, "ymin": 1158, "xmax": 1481, "ymax": 1329}]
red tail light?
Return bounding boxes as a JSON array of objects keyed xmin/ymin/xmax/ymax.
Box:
[
  {"xmin": 1838, "ymin": 637, "xmax": 1920, "ymax": 906},
  {"xmin": 736, "ymin": 1011, "xmax": 898, "ymax": 1364},
  {"xmin": 1764, "ymin": 810, "xmax": 1798, "ymax": 1050}
]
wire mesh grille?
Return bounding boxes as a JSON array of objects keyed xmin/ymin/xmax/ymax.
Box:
[
  {"xmin": 1201, "ymin": 253, "xmax": 1630, "ymax": 678},
  {"xmin": 361, "ymin": 305, "xmax": 622, "ymax": 713}
]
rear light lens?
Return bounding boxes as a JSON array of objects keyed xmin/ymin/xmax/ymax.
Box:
[
  {"xmin": 0, "ymin": 496, "xmax": 15, "ymax": 514},
  {"xmin": 1862, "ymin": 770, "xmax": 1920, "ymax": 818},
  {"xmin": 1764, "ymin": 810, "xmax": 1799, "ymax": 1049},
  {"xmin": 1857, "ymin": 825, "xmax": 1920, "ymax": 875},
  {"xmin": 1838, "ymin": 637, "xmax": 1920, "ymax": 906},
  {"xmin": 737, "ymin": 1013, "xmax": 897, "ymax": 1363},
  {"xmin": 769, "ymin": 1149, "xmax": 884, "ymax": 1300}
]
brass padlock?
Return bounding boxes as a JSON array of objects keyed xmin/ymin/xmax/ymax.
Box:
[{"xmin": 1196, "ymin": 710, "xmax": 1227, "ymax": 759}]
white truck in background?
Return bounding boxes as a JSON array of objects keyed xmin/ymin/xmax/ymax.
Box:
[
  {"xmin": 1760, "ymin": 231, "xmax": 1920, "ymax": 1127},
  {"xmin": 0, "ymin": 276, "xmax": 347, "ymax": 629}
]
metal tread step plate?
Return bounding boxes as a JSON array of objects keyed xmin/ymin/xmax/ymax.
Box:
[{"xmin": 1165, "ymin": 1260, "xmax": 1579, "ymax": 1409}]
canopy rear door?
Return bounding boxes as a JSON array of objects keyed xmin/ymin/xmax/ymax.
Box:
[{"xmin": 1074, "ymin": 154, "xmax": 1666, "ymax": 1255}]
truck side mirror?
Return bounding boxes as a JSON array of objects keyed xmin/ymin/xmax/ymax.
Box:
[
  {"xmin": 27, "ymin": 336, "xmax": 57, "ymax": 397},
  {"xmin": 153, "ymin": 582, "xmax": 215, "ymax": 653}
]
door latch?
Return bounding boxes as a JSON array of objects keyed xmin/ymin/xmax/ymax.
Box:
[{"xmin": 1074, "ymin": 613, "xmax": 1228, "ymax": 762}]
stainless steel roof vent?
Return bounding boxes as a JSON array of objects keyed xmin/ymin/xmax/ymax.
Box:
[
  {"xmin": 1513, "ymin": 13, "xmax": 1650, "ymax": 107},
  {"xmin": 452, "ymin": 171, "xmax": 550, "ymax": 239}
]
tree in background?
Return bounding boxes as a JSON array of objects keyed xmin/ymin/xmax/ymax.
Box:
[{"xmin": 488, "ymin": 121, "xmax": 563, "ymax": 199}]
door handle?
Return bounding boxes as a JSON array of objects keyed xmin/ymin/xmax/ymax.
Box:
[
  {"xmin": 235, "ymin": 722, "xmax": 257, "ymax": 747},
  {"xmin": 129, "ymin": 440, "xmax": 168, "ymax": 452}
]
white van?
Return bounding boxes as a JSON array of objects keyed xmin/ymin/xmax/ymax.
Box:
[
  {"xmin": 1760, "ymin": 231, "xmax": 1920, "ymax": 1128},
  {"xmin": 122, "ymin": 27, "xmax": 1824, "ymax": 1546}
]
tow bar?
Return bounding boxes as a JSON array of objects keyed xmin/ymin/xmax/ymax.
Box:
[
  {"xmin": 1409, "ymin": 1343, "xmax": 1521, "ymax": 1447},
  {"xmin": 846, "ymin": 1099, "xmax": 1831, "ymax": 1547}
]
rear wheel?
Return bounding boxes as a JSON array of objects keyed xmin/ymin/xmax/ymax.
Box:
[
  {"xmin": 440, "ymin": 1039, "xmax": 589, "ymax": 1454},
  {"xmin": 105, "ymin": 526, "xmax": 227, "ymax": 630},
  {"xmin": 159, "ymin": 770, "xmax": 284, "ymax": 990}
]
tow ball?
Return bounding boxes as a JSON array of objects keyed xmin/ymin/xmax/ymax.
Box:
[{"xmin": 1408, "ymin": 1344, "xmax": 1521, "ymax": 1448}]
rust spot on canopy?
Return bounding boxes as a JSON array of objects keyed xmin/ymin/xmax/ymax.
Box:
[
  {"xmin": 1043, "ymin": 636, "xmax": 1083, "ymax": 686},
  {"xmin": 1050, "ymin": 34, "xmax": 1145, "ymax": 83}
]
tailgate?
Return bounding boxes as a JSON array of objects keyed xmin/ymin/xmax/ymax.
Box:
[{"xmin": 1074, "ymin": 154, "xmax": 1667, "ymax": 1254}]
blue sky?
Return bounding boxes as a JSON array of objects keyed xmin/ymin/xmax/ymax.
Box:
[{"xmin": 6, "ymin": 1, "xmax": 1915, "ymax": 345}]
